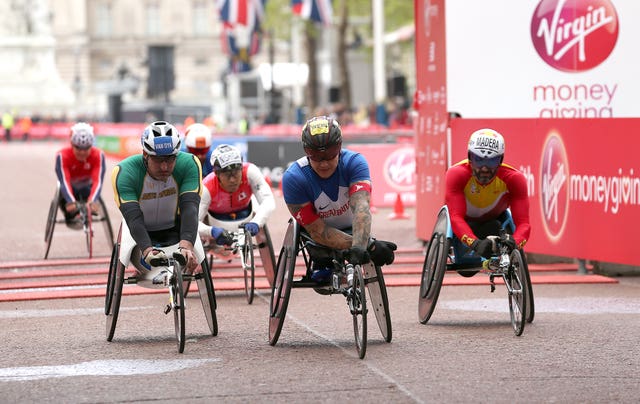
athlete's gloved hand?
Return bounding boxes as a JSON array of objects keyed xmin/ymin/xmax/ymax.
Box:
[
  {"xmin": 244, "ymin": 222, "xmax": 260, "ymax": 236},
  {"xmin": 471, "ymin": 238, "xmax": 494, "ymax": 259},
  {"xmin": 346, "ymin": 246, "xmax": 370, "ymax": 265},
  {"xmin": 368, "ymin": 239, "xmax": 397, "ymax": 266},
  {"xmin": 211, "ymin": 227, "xmax": 234, "ymax": 246},
  {"xmin": 502, "ymin": 234, "xmax": 517, "ymax": 251},
  {"xmin": 140, "ymin": 249, "xmax": 168, "ymax": 270}
]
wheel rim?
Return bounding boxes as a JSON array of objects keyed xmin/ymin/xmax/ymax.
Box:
[
  {"xmin": 243, "ymin": 231, "xmax": 255, "ymax": 304},
  {"xmin": 352, "ymin": 266, "xmax": 367, "ymax": 359},
  {"xmin": 268, "ymin": 221, "xmax": 297, "ymax": 346}
]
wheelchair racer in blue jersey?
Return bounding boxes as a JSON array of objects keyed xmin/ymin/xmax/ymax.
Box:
[{"xmin": 281, "ymin": 116, "xmax": 397, "ymax": 283}]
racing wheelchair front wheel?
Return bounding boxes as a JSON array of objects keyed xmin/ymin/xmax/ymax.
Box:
[
  {"xmin": 351, "ymin": 265, "xmax": 367, "ymax": 359},
  {"xmin": 268, "ymin": 220, "xmax": 298, "ymax": 346},
  {"xmin": 418, "ymin": 232, "xmax": 449, "ymax": 324},
  {"xmin": 170, "ymin": 266, "xmax": 186, "ymax": 353},
  {"xmin": 507, "ymin": 248, "xmax": 528, "ymax": 336}
]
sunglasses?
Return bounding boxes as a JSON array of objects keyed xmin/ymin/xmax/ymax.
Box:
[
  {"xmin": 217, "ymin": 167, "xmax": 242, "ymax": 178},
  {"xmin": 73, "ymin": 145, "xmax": 91, "ymax": 151},
  {"xmin": 148, "ymin": 155, "xmax": 177, "ymax": 164},
  {"xmin": 469, "ymin": 154, "xmax": 501, "ymax": 169},
  {"xmin": 304, "ymin": 144, "xmax": 341, "ymax": 162}
]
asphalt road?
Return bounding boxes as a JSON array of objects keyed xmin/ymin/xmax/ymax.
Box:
[{"xmin": 1, "ymin": 141, "xmax": 639, "ymax": 403}]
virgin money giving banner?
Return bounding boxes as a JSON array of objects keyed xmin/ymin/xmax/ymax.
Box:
[
  {"xmin": 445, "ymin": 0, "xmax": 640, "ymax": 118},
  {"xmin": 449, "ymin": 118, "xmax": 640, "ymax": 266}
]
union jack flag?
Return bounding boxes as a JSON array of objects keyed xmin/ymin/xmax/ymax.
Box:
[
  {"xmin": 217, "ymin": 0, "xmax": 265, "ymax": 29},
  {"xmin": 291, "ymin": 0, "xmax": 333, "ymax": 26}
]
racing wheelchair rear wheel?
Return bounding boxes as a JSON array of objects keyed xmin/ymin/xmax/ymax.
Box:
[
  {"xmin": 44, "ymin": 195, "xmax": 59, "ymax": 259},
  {"xmin": 268, "ymin": 219, "xmax": 298, "ymax": 346},
  {"xmin": 364, "ymin": 263, "xmax": 392, "ymax": 342},
  {"xmin": 418, "ymin": 232, "xmax": 449, "ymax": 324},
  {"xmin": 196, "ymin": 258, "xmax": 218, "ymax": 336}
]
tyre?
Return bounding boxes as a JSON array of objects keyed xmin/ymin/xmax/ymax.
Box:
[
  {"xmin": 106, "ymin": 258, "xmax": 125, "ymax": 342},
  {"xmin": 268, "ymin": 220, "xmax": 298, "ymax": 346},
  {"xmin": 522, "ymin": 253, "xmax": 535, "ymax": 323},
  {"xmin": 507, "ymin": 249, "xmax": 527, "ymax": 336},
  {"xmin": 197, "ymin": 258, "xmax": 218, "ymax": 336},
  {"xmin": 418, "ymin": 232, "xmax": 449, "ymax": 324},
  {"xmin": 351, "ymin": 265, "xmax": 367, "ymax": 359},
  {"xmin": 241, "ymin": 229, "xmax": 255, "ymax": 304},
  {"xmin": 364, "ymin": 263, "xmax": 392, "ymax": 343}
]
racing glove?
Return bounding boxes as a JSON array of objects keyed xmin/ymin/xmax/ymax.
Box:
[
  {"xmin": 503, "ymin": 234, "xmax": 517, "ymax": 251},
  {"xmin": 211, "ymin": 227, "xmax": 234, "ymax": 246},
  {"xmin": 346, "ymin": 246, "xmax": 370, "ymax": 265},
  {"xmin": 471, "ymin": 238, "xmax": 494, "ymax": 259},
  {"xmin": 140, "ymin": 249, "xmax": 168, "ymax": 270},
  {"xmin": 244, "ymin": 222, "xmax": 260, "ymax": 236},
  {"xmin": 368, "ymin": 239, "xmax": 397, "ymax": 266}
]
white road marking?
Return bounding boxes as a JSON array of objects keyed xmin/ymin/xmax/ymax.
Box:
[
  {"xmin": 0, "ymin": 306, "xmax": 152, "ymax": 318},
  {"xmin": 0, "ymin": 359, "xmax": 220, "ymax": 382},
  {"xmin": 440, "ymin": 297, "xmax": 640, "ymax": 314}
]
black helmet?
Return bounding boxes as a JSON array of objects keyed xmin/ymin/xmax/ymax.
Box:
[{"xmin": 301, "ymin": 116, "xmax": 342, "ymax": 151}]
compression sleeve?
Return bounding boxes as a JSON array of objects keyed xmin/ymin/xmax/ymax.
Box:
[
  {"xmin": 179, "ymin": 192, "xmax": 200, "ymax": 244},
  {"xmin": 247, "ymin": 163, "xmax": 275, "ymax": 226},
  {"xmin": 120, "ymin": 202, "xmax": 153, "ymax": 252}
]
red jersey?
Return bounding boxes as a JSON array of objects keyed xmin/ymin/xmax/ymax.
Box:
[
  {"xmin": 445, "ymin": 160, "xmax": 531, "ymax": 248},
  {"xmin": 55, "ymin": 146, "xmax": 106, "ymax": 203},
  {"xmin": 202, "ymin": 163, "xmax": 253, "ymax": 214}
]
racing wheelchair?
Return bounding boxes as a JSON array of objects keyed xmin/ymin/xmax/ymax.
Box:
[
  {"xmin": 418, "ymin": 206, "xmax": 535, "ymax": 336},
  {"xmin": 44, "ymin": 182, "xmax": 114, "ymax": 259},
  {"xmin": 105, "ymin": 222, "xmax": 218, "ymax": 353},
  {"xmin": 202, "ymin": 200, "xmax": 276, "ymax": 304},
  {"xmin": 269, "ymin": 218, "xmax": 392, "ymax": 359}
]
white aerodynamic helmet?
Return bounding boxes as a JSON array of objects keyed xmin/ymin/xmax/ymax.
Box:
[
  {"xmin": 210, "ymin": 144, "xmax": 243, "ymax": 172},
  {"xmin": 467, "ymin": 128, "xmax": 505, "ymax": 159},
  {"xmin": 141, "ymin": 121, "xmax": 181, "ymax": 156},
  {"xmin": 70, "ymin": 122, "xmax": 94, "ymax": 149},
  {"xmin": 184, "ymin": 123, "xmax": 212, "ymax": 151}
]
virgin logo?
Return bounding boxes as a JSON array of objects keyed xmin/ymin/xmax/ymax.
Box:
[
  {"xmin": 531, "ymin": 0, "xmax": 619, "ymax": 72},
  {"xmin": 384, "ymin": 148, "xmax": 416, "ymax": 191},
  {"xmin": 539, "ymin": 133, "xmax": 569, "ymax": 242}
]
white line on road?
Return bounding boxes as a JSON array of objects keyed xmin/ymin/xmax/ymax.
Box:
[{"xmin": 0, "ymin": 359, "xmax": 220, "ymax": 382}]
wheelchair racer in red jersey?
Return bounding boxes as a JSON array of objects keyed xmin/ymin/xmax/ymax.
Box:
[
  {"xmin": 198, "ymin": 144, "xmax": 277, "ymax": 284},
  {"xmin": 281, "ymin": 116, "xmax": 397, "ymax": 285},
  {"xmin": 55, "ymin": 122, "xmax": 106, "ymax": 227},
  {"xmin": 445, "ymin": 128, "xmax": 531, "ymax": 260}
]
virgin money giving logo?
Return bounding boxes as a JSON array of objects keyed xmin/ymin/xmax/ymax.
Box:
[
  {"xmin": 539, "ymin": 133, "xmax": 570, "ymax": 242},
  {"xmin": 383, "ymin": 148, "xmax": 415, "ymax": 191},
  {"xmin": 531, "ymin": 0, "xmax": 619, "ymax": 72}
]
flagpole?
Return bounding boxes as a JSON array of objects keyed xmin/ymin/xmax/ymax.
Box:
[{"xmin": 372, "ymin": 0, "xmax": 387, "ymax": 125}]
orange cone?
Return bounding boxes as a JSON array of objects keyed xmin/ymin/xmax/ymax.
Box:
[{"xmin": 388, "ymin": 193, "xmax": 410, "ymax": 220}]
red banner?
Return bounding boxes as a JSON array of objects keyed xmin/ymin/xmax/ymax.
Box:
[
  {"xmin": 349, "ymin": 143, "xmax": 415, "ymax": 208},
  {"xmin": 413, "ymin": 0, "xmax": 448, "ymax": 240},
  {"xmin": 440, "ymin": 118, "xmax": 640, "ymax": 266}
]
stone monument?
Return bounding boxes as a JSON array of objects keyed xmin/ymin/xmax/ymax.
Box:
[{"xmin": 0, "ymin": 0, "xmax": 74, "ymax": 116}]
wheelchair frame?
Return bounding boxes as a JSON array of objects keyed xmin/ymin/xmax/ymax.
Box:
[
  {"xmin": 268, "ymin": 218, "xmax": 392, "ymax": 359},
  {"xmin": 44, "ymin": 182, "xmax": 114, "ymax": 259},
  {"xmin": 105, "ymin": 223, "xmax": 218, "ymax": 353},
  {"xmin": 418, "ymin": 206, "xmax": 535, "ymax": 336}
]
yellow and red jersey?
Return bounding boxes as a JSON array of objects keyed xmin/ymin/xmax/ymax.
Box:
[{"xmin": 445, "ymin": 159, "xmax": 531, "ymax": 248}]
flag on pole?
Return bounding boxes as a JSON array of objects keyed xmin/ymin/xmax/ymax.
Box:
[
  {"xmin": 217, "ymin": 0, "xmax": 265, "ymax": 29},
  {"xmin": 291, "ymin": 0, "xmax": 333, "ymax": 26}
]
